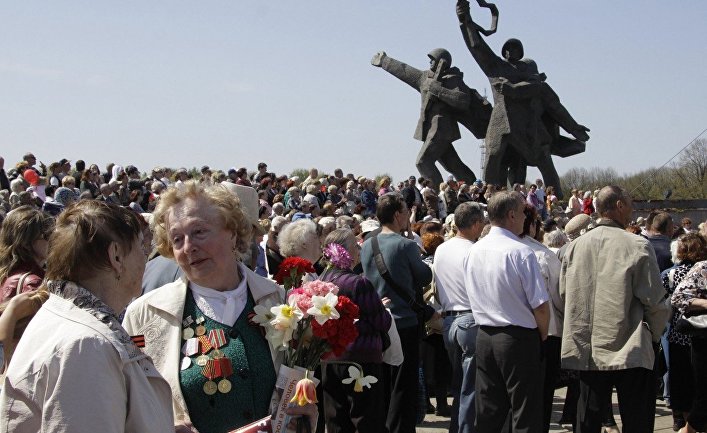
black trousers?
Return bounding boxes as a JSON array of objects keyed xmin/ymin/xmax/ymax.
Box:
[
  {"xmin": 668, "ymin": 342, "xmax": 694, "ymax": 412},
  {"xmin": 688, "ymin": 336, "xmax": 707, "ymax": 430},
  {"xmin": 322, "ymin": 362, "xmax": 388, "ymax": 433},
  {"xmin": 542, "ymin": 336, "xmax": 561, "ymax": 433},
  {"xmin": 386, "ymin": 325, "xmax": 420, "ymax": 433},
  {"xmin": 475, "ymin": 325, "xmax": 544, "ymax": 433},
  {"xmin": 577, "ymin": 368, "xmax": 656, "ymax": 433},
  {"xmin": 421, "ymin": 333, "xmax": 452, "ymax": 410}
]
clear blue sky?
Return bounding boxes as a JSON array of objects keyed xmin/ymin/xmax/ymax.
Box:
[{"xmin": 2, "ymin": 1, "xmax": 706, "ymax": 184}]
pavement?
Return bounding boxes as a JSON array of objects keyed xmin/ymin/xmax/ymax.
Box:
[{"xmin": 417, "ymin": 387, "xmax": 676, "ymax": 432}]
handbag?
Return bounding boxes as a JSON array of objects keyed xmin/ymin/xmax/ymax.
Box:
[
  {"xmin": 675, "ymin": 311, "xmax": 707, "ymax": 336},
  {"xmin": 16, "ymin": 272, "xmax": 32, "ymax": 297}
]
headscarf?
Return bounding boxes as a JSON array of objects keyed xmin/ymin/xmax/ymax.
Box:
[{"xmin": 54, "ymin": 187, "xmax": 77, "ymax": 206}]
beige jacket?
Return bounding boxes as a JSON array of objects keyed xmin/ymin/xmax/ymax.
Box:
[
  {"xmin": 122, "ymin": 267, "xmax": 285, "ymax": 425},
  {"xmin": 559, "ymin": 219, "xmax": 671, "ymax": 371},
  {"xmin": 0, "ymin": 295, "xmax": 174, "ymax": 433}
]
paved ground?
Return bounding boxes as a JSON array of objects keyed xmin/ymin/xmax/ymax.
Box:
[{"xmin": 418, "ymin": 388, "xmax": 676, "ymax": 432}]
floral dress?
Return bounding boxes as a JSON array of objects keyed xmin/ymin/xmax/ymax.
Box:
[{"xmin": 662, "ymin": 262, "xmax": 695, "ymax": 346}]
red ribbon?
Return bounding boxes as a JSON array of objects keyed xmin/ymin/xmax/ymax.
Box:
[
  {"xmin": 198, "ymin": 335, "xmax": 213, "ymax": 354},
  {"xmin": 219, "ymin": 358, "xmax": 233, "ymax": 377},
  {"xmin": 201, "ymin": 359, "xmax": 216, "ymax": 380}
]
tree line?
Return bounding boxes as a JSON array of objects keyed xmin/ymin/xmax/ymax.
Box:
[{"xmin": 560, "ymin": 138, "xmax": 707, "ymax": 201}]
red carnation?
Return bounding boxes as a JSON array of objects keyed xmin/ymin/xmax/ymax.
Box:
[{"xmin": 274, "ymin": 257, "xmax": 315, "ymax": 289}]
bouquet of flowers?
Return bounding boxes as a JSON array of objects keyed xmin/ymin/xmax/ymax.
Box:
[{"xmin": 253, "ymin": 256, "xmax": 366, "ymax": 433}]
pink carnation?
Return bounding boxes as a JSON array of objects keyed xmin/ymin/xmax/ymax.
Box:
[
  {"xmin": 288, "ymin": 288, "xmax": 314, "ymax": 313},
  {"xmin": 301, "ymin": 280, "xmax": 339, "ymax": 297}
]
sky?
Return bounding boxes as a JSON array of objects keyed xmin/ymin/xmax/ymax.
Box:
[{"xmin": 2, "ymin": 1, "xmax": 706, "ymax": 184}]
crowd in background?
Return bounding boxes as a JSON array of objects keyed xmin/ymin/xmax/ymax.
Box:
[{"xmin": 1, "ymin": 152, "xmax": 707, "ymax": 433}]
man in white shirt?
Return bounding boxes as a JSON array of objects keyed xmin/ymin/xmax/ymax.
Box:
[
  {"xmin": 434, "ymin": 202, "xmax": 486, "ymax": 433},
  {"xmin": 463, "ymin": 191, "xmax": 550, "ymax": 433}
]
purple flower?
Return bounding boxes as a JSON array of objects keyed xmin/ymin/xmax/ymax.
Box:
[{"xmin": 323, "ymin": 243, "xmax": 353, "ymax": 270}]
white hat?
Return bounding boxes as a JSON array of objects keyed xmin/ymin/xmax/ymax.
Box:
[{"xmin": 220, "ymin": 182, "xmax": 259, "ymax": 230}]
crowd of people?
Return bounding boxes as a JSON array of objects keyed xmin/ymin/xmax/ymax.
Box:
[{"xmin": 0, "ymin": 152, "xmax": 706, "ymax": 433}]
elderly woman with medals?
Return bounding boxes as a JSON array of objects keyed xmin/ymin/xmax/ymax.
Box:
[
  {"xmin": 0, "ymin": 200, "xmax": 174, "ymax": 433},
  {"xmin": 123, "ymin": 181, "xmax": 315, "ymax": 433}
]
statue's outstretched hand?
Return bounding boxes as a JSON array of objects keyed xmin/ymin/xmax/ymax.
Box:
[
  {"xmin": 572, "ymin": 125, "xmax": 590, "ymax": 142},
  {"xmin": 371, "ymin": 51, "xmax": 387, "ymax": 67}
]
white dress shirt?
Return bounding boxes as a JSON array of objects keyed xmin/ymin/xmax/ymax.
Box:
[
  {"xmin": 433, "ymin": 236, "xmax": 475, "ymax": 312},
  {"xmin": 463, "ymin": 226, "xmax": 549, "ymax": 329}
]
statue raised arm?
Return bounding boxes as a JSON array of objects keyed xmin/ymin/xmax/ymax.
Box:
[{"xmin": 372, "ymin": 49, "xmax": 488, "ymax": 187}]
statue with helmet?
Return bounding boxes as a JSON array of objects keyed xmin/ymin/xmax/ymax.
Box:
[
  {"xmin": 371, "ymin": 48, "xmax": 491, "ymax": 188},
  {"xmin": 456, "ymin": 0, "xmax": 590, "ymax": 199}
]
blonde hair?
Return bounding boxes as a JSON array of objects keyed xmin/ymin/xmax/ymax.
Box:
[{"xmin": 152, "ymin": 181, "xmax": 252, "ymax": 260}]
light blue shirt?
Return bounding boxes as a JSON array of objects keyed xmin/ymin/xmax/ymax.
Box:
[{"xmin": 463, "ymin": 226, "xmax": 549, "ymax": 329}]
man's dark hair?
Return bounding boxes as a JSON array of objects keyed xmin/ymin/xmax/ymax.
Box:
[
  {"xmin": 455, "ymin": 202, "xmax": 484, "ymax": 229},
  {"xmin": 652, "ymin": 212, "xmax": 673, "ymax": 235},
  {"xmin": 596, "ymin": 186, "xmax": 630, "ymax": 215},
  {"xmin": 487, "ymin": 191, "xmax": 523, "ymax": 223},
  {"xmin": 376, "ymin": 192, "xmax": 406, "ymax": 225},
  {"xmin": 75, "ymin": 160, "xmax": 85, "ymax": 172}
]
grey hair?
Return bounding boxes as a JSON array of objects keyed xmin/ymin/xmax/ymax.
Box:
[
  {"xmin": 306, "ymin": 184, "xmax": 318, "ymax": 194},
  {"xmin": 487, "ymin": 191, "xmax": 524, "ymax": 224},
  {"xmin": 543, "ymin": 229, "xmax": 569, "ymax": 248},
  {"xmin": 10, "ymin": 179, "xmax": 25, "ymax": 194},
  {"xmin": 324, "ymin": 228, "xmax": 357, "ymax": 254},
  {"xmin": 272, "ymin": 202, "xmax": 285, "ymax": 215},
  {"xmin": 454, "ymin": 202, "xmax": 485, "ymax": 230},
  {"xmin": 336, "ymin": 215, "xmax": 356, "ymax": 229},
  {"xmin": 278, "ymin": 219, "xmax": 318, "ymax": 257}
]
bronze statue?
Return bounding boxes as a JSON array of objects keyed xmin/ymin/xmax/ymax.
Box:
[
  {"xmin": 456, "ymin": 0, "xmax": 590, "ymax": 198},
  {"xmin": 372, "ymin": 49, "xmax": 491, "ymax": 188}
]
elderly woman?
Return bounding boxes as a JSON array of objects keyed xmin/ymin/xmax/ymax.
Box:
[
  {"xmin": 0, "ymin": 206, "xmax": 54, "ymax": 303},
  {"xmin": 0, "ymin": 200, "xmax": 174, "ymax": 432},
  {"xmin": 278, "ymin": 219, "xmax": 322, "ymax": 278},
  {"xmin": 671, "ymin": 255, "xmax": 707, "ymax": 433},
  {"xmin": 319, "ymin": 228, "xmax": 391, "ymax": 432},
  {"xmin": 662, "ymin": 233, "xmax": 707, "ymax": 430},
  {"xmin": 122, "ymin": 181, "xmax": 314, "ymax": 433}
]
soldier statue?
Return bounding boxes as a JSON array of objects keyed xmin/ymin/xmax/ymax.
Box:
[
  {"xmin": 372, "ymin": 49, "xmax": 491, "ymax": 188},
  {"xmin": 456, "ymin": 0, "xmax": 590, "ymax": 198}
]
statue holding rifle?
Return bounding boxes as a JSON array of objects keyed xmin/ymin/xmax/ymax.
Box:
[
  {"xmin": 456, "ymin": 0, "xmax": 590, "ymax": 198},
  {"xmin": 371, "ymin": 48, "xmax": 491, "ymax": 188}
]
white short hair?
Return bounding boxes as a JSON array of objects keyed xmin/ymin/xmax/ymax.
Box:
[{"xmin": 278, "ymin": 219, "xmax": 318, "ymax": 257}]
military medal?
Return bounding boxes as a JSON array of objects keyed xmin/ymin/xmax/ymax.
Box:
[
  {"xmin": 195, "ymin": 325, "xmax": 206, "ymax": 336},
  {"xmin": 182, "ymin": 316, "xmax": 194, "ymax": 327},
  {"xmin": 203, "ymin": 381, "xmax": 218, "ymax": 395},
  {"xmin": 208, "ymin": 329, "xmax": 227, "ymax": 348},
  {"xmin": 195, "ymin": 355, "xmax": 209, "ymax": 367},
  {"xmin": 180, "ymin": 356, "xmax": 191, "ymax": 370},
  {"xmin": 182, "ymin": 327, "xmax": 194, "ymax": 340},
  {"xmin": 218, "ymin": 379, "xmax": 232, "ymax": 393},
  {"xmin": 202, "ymin": 359, "xmax": 219, "ymax": 395},
  {"xmin": 198, "ymin": 335, "xmax": 213, "ymax": 354},
  {"xmin": 217, "ymin": 357, "xmax": 234, "ymax": 394},
  {"xmin": 183, "ymin": 338, "xmax": 199, "ymax": 357}
]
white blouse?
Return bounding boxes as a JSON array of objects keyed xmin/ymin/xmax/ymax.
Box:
[{"xmin": 189, "ymin": 263, "xmax": 249, "ymax": 326}]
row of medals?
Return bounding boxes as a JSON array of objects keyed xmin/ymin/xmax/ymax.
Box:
[{"xmin": 182, "ymin": 315, "xmax": 232, "ymax": 396}]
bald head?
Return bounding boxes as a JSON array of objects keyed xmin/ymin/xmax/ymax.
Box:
[{"xmin": 596, "ymin": 186, "xmax": 632, "ymax": 226}]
